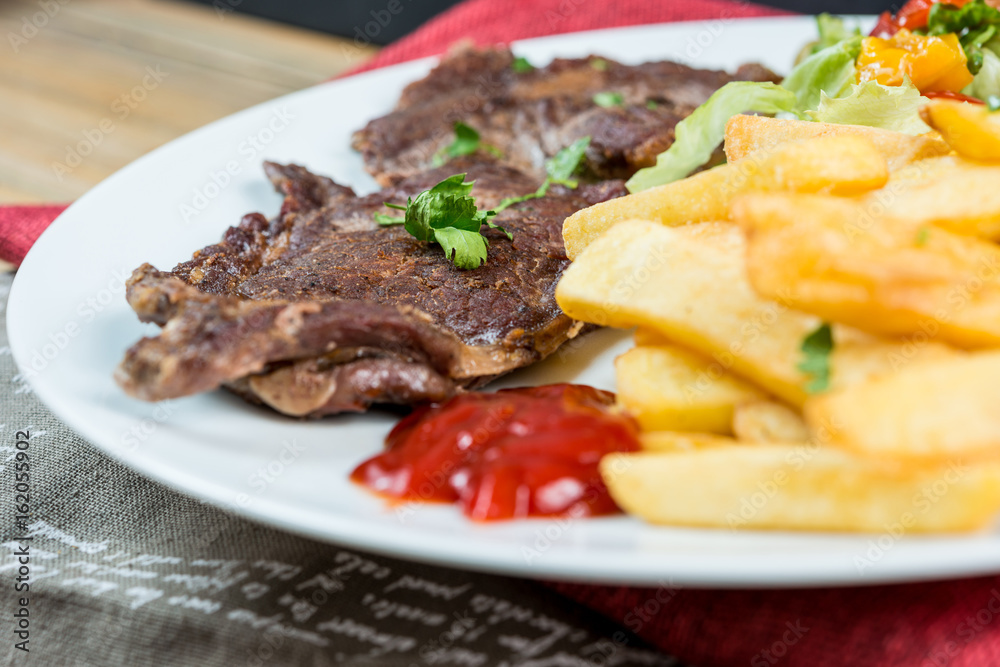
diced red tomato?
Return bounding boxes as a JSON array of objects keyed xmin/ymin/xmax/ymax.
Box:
[{"xmin": 924, "ymin": 90, "xmax": 987, "ymax": 103}]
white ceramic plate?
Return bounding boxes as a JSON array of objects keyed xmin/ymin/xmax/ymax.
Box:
[{"xmin": 12, "ymin": 17, "xmax": 1000, "ymax": 588}]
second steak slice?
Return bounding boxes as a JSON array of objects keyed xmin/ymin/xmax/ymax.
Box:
[{"xmin": 115, "ymin": 158, "xmax": 625, "ymax": 417}]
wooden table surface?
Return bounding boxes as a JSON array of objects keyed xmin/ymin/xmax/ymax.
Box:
[{"xmin": 0, "ymin": 0, "xmax": 378, "ymax": 205}]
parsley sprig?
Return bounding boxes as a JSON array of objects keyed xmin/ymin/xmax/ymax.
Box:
[
  {"xmin": 492, "ymin": 136, "xmax": 591, "ymax": 213},
  {"xmin": 375, "ymin": 137, "xmax": 591, "ymax": 269},
  {"xmin": 432, "ymin": 122, "xmax": 502, "ymax": 167},
  {"xmin": 798, "ymin": 323, "xmax": 834, "ymax": 394},
  {"xmin": 593, "ymin": 91, "xmax": 625, "ymax": 107},
  {"xmin": 511, "ymin": 56, "xmax": 535, "ymax": 73},
  {"xmin": 376, "ymin": 174, "xmax": 511, "ymax": 270}
]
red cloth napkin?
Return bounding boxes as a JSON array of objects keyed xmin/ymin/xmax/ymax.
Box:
[{"xmin": 9, "ymin": 2, "xmax": 1000, "ymax": 666}]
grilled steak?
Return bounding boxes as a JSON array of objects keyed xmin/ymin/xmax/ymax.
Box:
[
  {"xmin": 352, "ymin": 46, "xmax": 780, "ymax": 186},
  {"xmin": 115, "ymin": 159, "xmax": 626, "ymax": 416}
]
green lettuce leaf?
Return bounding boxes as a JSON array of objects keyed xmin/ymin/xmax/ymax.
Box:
[
  {"xmin": 928, "ymin": 0, "xmax": 1000, "ymax": 75},
  {"xmin": 782, "ymin": 36, "xmax": 863, "ymax": 112},
  {"xmin": 625, "ymin": 82, "xmax": 797, "ymax": 192},
  {"xmin": 811, "ymin": 13, "xmax": 860, "ymax": 55},
  {"xmin": 808, "ymin": 80, "xmax": 932, "ymax": 135},
  {"xmin": 964, "ymin": 45, "xmax": 1000, "ymax": 100}
]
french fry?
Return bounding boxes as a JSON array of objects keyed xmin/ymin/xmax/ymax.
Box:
[
  {"xmin": 640, "ymin": 431, "xmax": 740, "ymax": 451},
  {"xmin": 634, "ymin": 328, "xmax": 672, "ymax": 347},
  {"xmin": 724, "ymin": 115, "xmax": 951, "ymax": 170},
  {"xmin": 804, "ymin": 352, "xmax": 1000, "ymax": 463},
  {"xmin": 876, "ymin": 163, "xmax": 1000, "ymax": 241},
  {"xmin": 562, "ymin": 135, "xmax": 888, "ymax": 259},
  {"xmin": 562, "ymin": 166, "xmax": 730, "ymax": 260},
  {"xmin": 732, "ymin": 400, "xmax": 808, "ymax": 443},
  {"xmin": 555, "ymin": 220, "xmax": 957, "ymax": 406},
  {"xmin": 921, "ymin": 98, "xmax": 1000, "ymax": 162},
  {"xmin": 616, "ymin": 344, "xmax": 764, "ymax": 433},
  {"xmin": 734, "ymin": 192, "xmax": 1000, "ymax": 348},
  {"xmin": 601, "ymin": 446, "xmax": 1000, "ymax": 532}
]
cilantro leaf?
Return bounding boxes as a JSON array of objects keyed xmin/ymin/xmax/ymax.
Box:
[
  {"xmin": 545, "ymin": 136, "xmax": 591, "ymax": 186},
  {"xmin": 427, "ymin": 173, "xmax": 475, "ymax": 197},
  {"xmin": 916, "ymin": 226, "xmax": 931, "ymax": 246},
  {"xmin": 492, "ymin": 137, "xmax": 591, "ymax": 213},
  {"xmin": 432, "ymin": 122, "xmax": 481, "ymax": 167},
  {"xmin": 593, "ymin": 91, "xmax": 625, "ymax": 107},
  {"xmin": 373, "ymin": 173, "xmax": 509, "ymax": 269},
  {"xmin": 798, "ymin": 323, "xmax": 834, "ymax": 394},
  {"xmin": 375, "ymin": 212, "xmax": 405, "ymax": 225},
  {"xmin": 646, "ymin": 100, "xmax": 659, "ymax": 110},
  {"xmin": 512, "ymin": 56, "xmax": 535, "ymax": 73},
  {"xmin": 433, "ymin": 226, "xmax": 490, "ymax": 269}
]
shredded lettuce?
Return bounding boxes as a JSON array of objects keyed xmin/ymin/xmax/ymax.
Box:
[
  {"xmin": 626, "ymin": 35, "xmax": 861, "ymax": 192},
  {"xmin": 782, "ymin": 36, "xmax": 863, "ymax": 112},
  {"xmin": 809, "ymin": 80, "xmax": 932, "ymax": 135},
  {"xmin": 928, "ymin": 0, "xmax": 1000, "ymax": 75},
  {"xmin": 964, "ymin": 45, "xmax": 1000, "ymax": 100},
  {"xmin": 812, "ymin": 14, "xmax": 861, "ymax": 55},
  {"xmin": 624, "ymin": 82, "xmax": 796, "ymax": 192}
]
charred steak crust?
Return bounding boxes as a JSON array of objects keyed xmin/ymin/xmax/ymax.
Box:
[
  {"xmin": 116, "ymin": 160, "xmax": 625, "ymax": 416},
  {"xmin": 351, "ymin": 45, "xmax": 780, "ymax": 185},
  {"xmin": 119, "ymin": 48, "xmax": 771, "ymax": 417}
]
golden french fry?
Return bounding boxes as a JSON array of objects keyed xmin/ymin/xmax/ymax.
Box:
[
  {"xmin": 732, "ymin": 400, "xmax": 808, "ymax": 443},
  {"xmin": 555, "ymin": 220, "xmax": 957, "ymax": 406},
  {"xmin": 640, "ymin": 431, "xmax": 740, "ymax": 451},
  {"xmin": 601, "ymin": 446, "xmax": 1000, "ymax": 532},
  {"xmin": 734, "ymin": 192, "xmax": 1000, "ymax": 348},
  {"xmin": 920, "ymin": 98, "xmax": 1000, "ymax": 162},
  {"xmin": 562, "ymin": 135, "xmax": 889, "ymax": 259},
  {"xmin": 562, "ymin": 166, "xmax": 731, "ymax": 260},
  {"xmin": 616, "ymin": 344, "xmax": 764, "ymax": 433},
  {"xmin": 805, "ymin": 352, "xmax": 1000, "ymax": 463},
  {"xmin": 634, "ymin": 328, "xmax": 672, "ymax": 347},
  {"xmin": 876, "ymin": 162, "xmax": 1000, "ymax": 241},
  {"xmin": 724, "ymin": 114, "xmax": 951, "ymax": 170},
  {"xmin": 738, "ymin": 135, "xmax": 888, "ymax": 196}
]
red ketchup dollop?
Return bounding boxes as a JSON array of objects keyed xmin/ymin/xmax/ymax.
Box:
[{"xmin": 351, "ymin": 384, "xmax": 641, "ymax": 521}]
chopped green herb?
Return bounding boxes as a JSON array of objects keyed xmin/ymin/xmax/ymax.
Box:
[
  {"xmin": 989, "ymin": 95, "xmax": 1000, "ymax": 111},
  {"xmin": 916, "ymin": 226, "xmax": 931, "ymax": 246},
  {"xmin": 798, "ymin": 323, "xmax": 834, "ymax": 394},
  {"xmin": 512, "ymin": 56, "xmax": 535, "ymax": 73},
  {"xmin": 374, "ymin": 139, "xmax": 589, "ymax": 267},
  {"xmin": 593, "ymin": 91, "xmax": 624, "ymax": 108},
  {"xmin": 375, "ymin": 174, "xmax": 511, "ymax": 270},
  {"xmin": 493, "ymin": 136, "xmax": 591, "ymax": 212},
  {"xmin": 646, "ymin": 100, "xmax": 659, "ymax": 110},
  {"xmin": 927, "ymin": 0, "xmax": 1000, "ymax": 75},
  {"xmin": 544, "ymin": 135, "xmax": 590, "ymax": 185},
  {"xmin": 590, "ymin": 58, "xmax": 608, "ymax": 71},
  {"xmin": 432, "ymin": 121, "xmax": 483, "ymax": 167}
]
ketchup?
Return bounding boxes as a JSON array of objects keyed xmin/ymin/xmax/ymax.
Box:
[{"xmin": 351, "ymin": 384, "xmax": 641, "ymax": 521}]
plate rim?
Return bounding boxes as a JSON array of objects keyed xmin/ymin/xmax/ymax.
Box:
[{"xmin": 15, "ymin": 15, "xmax": 1000, "ymax": 589}]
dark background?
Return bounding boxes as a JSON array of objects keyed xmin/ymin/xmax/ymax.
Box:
[{"xmin": 187, "ymin": 0, "xmax": 901, "ymax": 46}]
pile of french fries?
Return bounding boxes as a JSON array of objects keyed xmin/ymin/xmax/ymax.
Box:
[{"xmin": 556, "ymin": 106, "xmax": 1000, "ymax": 533}]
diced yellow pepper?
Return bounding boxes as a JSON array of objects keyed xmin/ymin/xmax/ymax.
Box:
[
  {"xmin": 921, "ymin": 99, "xmax": 1000, "ymax": 162},
  {"xmin": 857, "ymin": 30, "xmax": 974, "ymax": 94}
]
